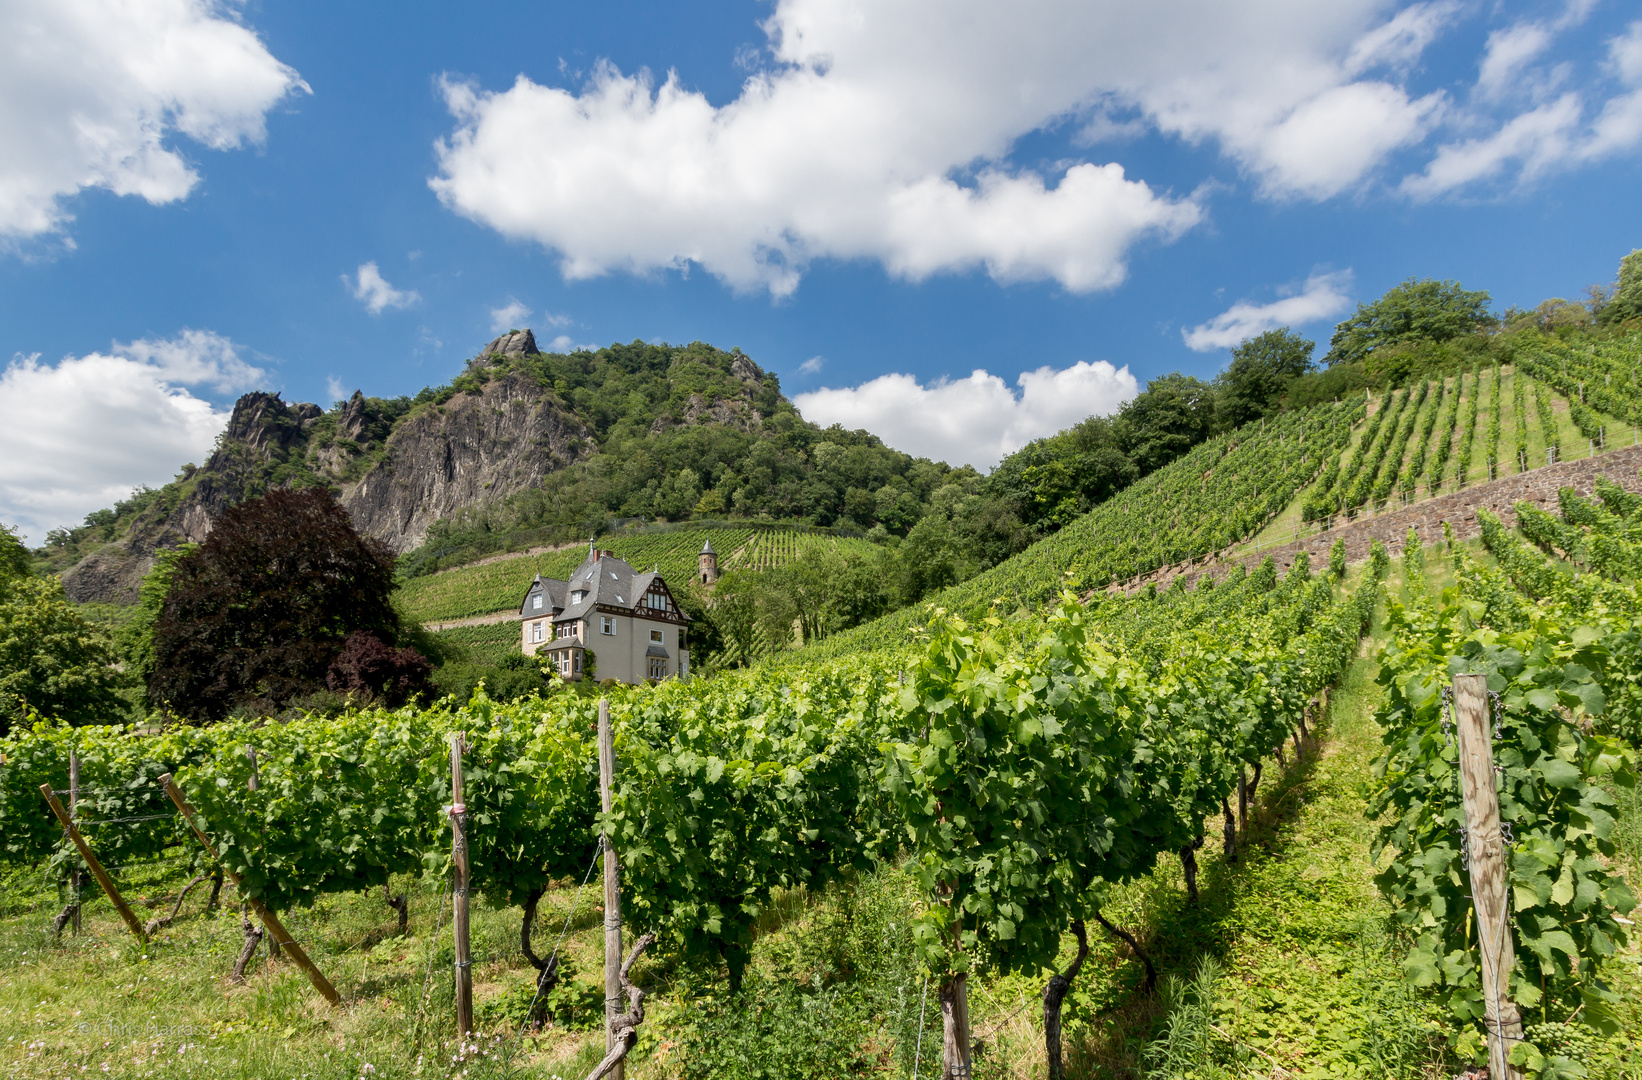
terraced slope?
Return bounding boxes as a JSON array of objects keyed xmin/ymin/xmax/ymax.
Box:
[
  {"xmin": 782, "ymin": 396, "xmax": 1365, "ymax": 663},
  {"xmin": 399, "ymin": 524, "xmax": 881, "ymax": 625}
]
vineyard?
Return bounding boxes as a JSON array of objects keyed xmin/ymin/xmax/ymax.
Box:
[
  {"xmin": 2, "ymin": 525, "xmax": 1410, "ymax": 1075},
  {"xmin": 1299, "ymin": 363, "xmax": 1632, "ymax": 526},
  {"xmin": 429, "ymin": 621, "xmax": 527, "ymax": 666},
  {"xmin": 398, "ymin": 525, "xmax": 881, "ymax": 626},
  {"xmin": 1517, "ymin": 333, "xmax": 1642, "ymax": 439},
  {"xmin": 789, "ymin": 396, "xmax": 1366, "ymax": 663},
  {"xmin": 5, "ymin": 470, "xmax": 1642, "ymax": 1074},
  {"xmin": 718, "ymin": 529, "xmax": 873, "ymax": 573},
  {"xmin": 1365, "ymin": 483, "xmax": 1642, "ymax": 1074}
]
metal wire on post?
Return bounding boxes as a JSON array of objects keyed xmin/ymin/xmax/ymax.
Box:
[
  {"xmin": 501, "ymin": 844, "xmax": 604, "ymax": 1065},
  {"xmin": 410, "ymin": 874, "xmax": 456, "ymax": 1053}
]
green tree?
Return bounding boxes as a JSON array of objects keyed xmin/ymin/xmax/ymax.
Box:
[
  {"xmin": 1114, "ymin": 373, "xmax": 1217, "ymax": 473},
  {"xmin": 116, "ymin": 543, "xmax": 196, "ymax": 697},
  {"xmin": 0, "ymin": 525, "xmax": 28, "ymax": 579},
  {"xmin": 0, "ymin": 573, "xmax": 122, "ymax": 734},
  {"xmin": 1599, "ymin": 248, "xmax": 1642, "ymax": 325},
  {"xmin": 149, "ymin": 488, "xmax": 407, "ymax": 722},
  {"xmin": 1215, "ymin": 327, "xmax": 1315, "ymax": 428},
  {"xmin": 1324, "ymin": 278, "xmax": 1494, "ymax": 366},
  {"xmin": 700, "ymin": 576, "xmax": 767, "ymax": 668}
]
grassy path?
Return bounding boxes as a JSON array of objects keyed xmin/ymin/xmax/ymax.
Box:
[{"xmin": 1050, "ymin": 654, "xmax": 1449, "ymax": 1078}]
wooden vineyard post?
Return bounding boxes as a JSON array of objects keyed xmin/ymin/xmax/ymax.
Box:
[
  {"xmin": 941, "ymin": 969, "xmax": 973, "ymax": 1080},
  {"xmin": 450, "ymin": 733, "xmax": 473, "ymax": 1037},
  {"xmin": 1452, "ymin": 675, "xmax": 1524, "ymax": 1079},
  {"xmin": 244, "ymin": 747, "xmax": 279, "ymax": 956},
  {"xmin": 69, "ymin": 749, "xmax": 82, "ymax": 935},
  {"xmin": 39, "ymin": 785, "xmax": 146, "ymax": 946},
  {"xmin": 598, "ymin": 698, "xmax": 624, "ymax": 1080},
  {"xmin": 155, "ymin": 773, "xmax": 341, "ymax": 1005}
]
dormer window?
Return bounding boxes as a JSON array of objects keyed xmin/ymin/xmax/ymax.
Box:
[
  {"xmin": 532, "ymin": 593, "xmax": 543, "ymax": 610},
  {"xmin": 571, "ymin": 589, "xmax": 587, "ymax": 604}
]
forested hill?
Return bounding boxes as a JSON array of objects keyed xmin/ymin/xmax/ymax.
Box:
[{"xmin": 37, "ymin": 332, "xmax": 995, "ymax": 603}]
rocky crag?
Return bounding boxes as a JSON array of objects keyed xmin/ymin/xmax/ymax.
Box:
[{"xmin": 57, "ymin": 330, "xmax": 773, "ymax": 603}]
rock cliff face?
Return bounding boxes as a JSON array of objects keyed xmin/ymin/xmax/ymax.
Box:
[
  {"xmin": 58, "ymin": 329, "xmax": 603, "ymax": 600},
  {"xmin": 342, "ymin": 371, "xmax": 590, "ymax": 552},
  {"xmin": 61, "ymin": 392, "xmax": 338, "ymax": 602}
]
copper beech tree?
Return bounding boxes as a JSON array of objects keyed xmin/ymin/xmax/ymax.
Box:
[{"xmin": 149, "ymin": 488, "xmax": 422, "ymax": 721}]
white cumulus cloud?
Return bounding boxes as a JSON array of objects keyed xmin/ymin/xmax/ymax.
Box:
[
  {"xmin": 431, "ymin": 0, "xmax": 1458, "ymax": 297},
  {"xmin": 794, "ymin": 361, "xmax": 1138, "ymax": 470},
  {"xmin": 1403, "ymin": 94, "xmax": 1585, "ymax": 197},
  {"xmin": 0, "ymin": 0, "xmax": 306, "ymax": 243},
  {"xmin": 544, "ymin": 334, "xmax": 599, "ymax": 353},
  {"xmin": 1184, "ymin": 271, "xmax": 1355, "ymax": 352},
  {"xmin": 347, "ymin": 262, "xmax": 419, "ymax": 314},
  {"xmin": 1404, "ymin": 19, "xmax": 1642, "ymax": 198},
  {"xmin": 1476, "ymin": 23, "xmax": 1554, "ymax": 102},
  {"xmin": 0, "ymin": 330, "xmax": 265, "ymax": 543},
  {"xmin": 489, "ymin": 298, "xmax": 532, "ymax": 333}
]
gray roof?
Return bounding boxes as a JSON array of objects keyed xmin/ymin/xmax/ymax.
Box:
[
  {"xmin": 530, "ymin": 551, "xmax": 693, "ymax": 623},
  {"xmin": 700, "ymin": 538, "xmax": 715, "ymax": 555},
  {"xmin": 518, "ymin": 573, "xmax": 568, "ymax": 618},
  {"xmin": 645, "ymin": 644, "xmax": 670, "ymax": 658}
]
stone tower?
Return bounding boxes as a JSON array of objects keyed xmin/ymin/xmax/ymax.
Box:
[{"xmin": 699, "ymin": 538, "xmax": 718, "ymax": 585}]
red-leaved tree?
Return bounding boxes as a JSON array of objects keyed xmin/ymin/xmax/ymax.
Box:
[
  {"xmin": 149, "ymin": 488, "xmax": 414, "ymax": 721},
  {"xmin": 326, "ymin": 630, "xmax": 432, "ymax": 706}
]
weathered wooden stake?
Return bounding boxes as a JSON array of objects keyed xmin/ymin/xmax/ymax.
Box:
[
  {"xmin": 450, "ymin": 733, "xmax": 473, "ymax": 1036},
  {"xmin": 941, "ymin": 970, "xmax": 973, "ymax": 1080},
  {"xmin": 243, "ymin": 748, "xmax": 279, "ymax": 955},
  {"xmin": 1452, "ymin": 674, "xmax": 1524, "ymax": 1079},
  {"xmin": 69, "ymin": 750, "xmax": 81, "ymax": 935},
  {"xmin": 598, "ymin": 698, "xmax": 625, "ymax": 1080},
  {"xmin": 156, "ymin": 773, "xmax": 340, "ymax": 1005},
  {"xmin": 39, "ymin": 785, "xmax": 146, "ymax": 946}
]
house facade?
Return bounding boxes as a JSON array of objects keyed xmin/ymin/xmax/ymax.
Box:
[{"xmin": 518, "ymin": 546, "xmax": 691, "ymax": 684}]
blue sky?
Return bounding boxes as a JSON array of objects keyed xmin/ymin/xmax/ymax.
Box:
[{"xmin": 2, "ymin": 0, "xmax": 1641, "ymax": 541}]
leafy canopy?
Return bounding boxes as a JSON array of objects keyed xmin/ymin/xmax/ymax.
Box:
[
  {"xmin": 1325, "ymin": 278, "xmax": 1494, "ymax": 366},
  {"xmin": 0, "ymin": 575, "xmax": 122, "ymax": 734},
  {"xmin": 1599, "ymin": 248, "xmax": 1642, "ymax": 325},
  {"xmin": 149, "ymin": 487, "xmax": 408, "ymax": 722},
  {"xmin": 1216, "ymin": 327, "xmax": 1316, "ymax": 428}
]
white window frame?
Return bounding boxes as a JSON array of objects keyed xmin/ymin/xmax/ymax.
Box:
[
  {"xmin": 650, "ymin": 629, "xmax": 664, "ymax": 644},
  {"xmin": 648, "ymin": 657, "xmax": 666, "ymax": 680},
  {"xmin": 532, "ymin": 593, "xmax": 543, "ymax": 610},
  {"xmin": 531, "ymin": 621, "xmax": 544, "ymax": 643},
  {"xmin": 601, "ymin": 616, "xmax": 616, "ymax": 636}
]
